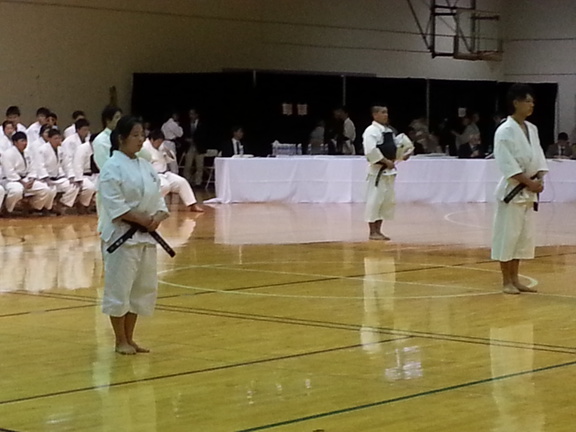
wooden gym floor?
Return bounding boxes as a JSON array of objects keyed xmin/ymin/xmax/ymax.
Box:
[{"xmin": 1, "ymin": 202, "xmax": 575, "ymax": 431}]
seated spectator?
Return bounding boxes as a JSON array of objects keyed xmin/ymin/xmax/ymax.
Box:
[
  {"xmin": 64, "ymin": 111, "xmax": 86, "ymax": 139},
  {"xmin": 221, "ymin": 126, "xmax": 245, "ymax": 157},
  {"xmin": 546, "ymin": 132, "xmax": 572, "ymax": 158},
  {"xmin": 143, "ymin": 130, "xmax": 203, "ymax": 212}
]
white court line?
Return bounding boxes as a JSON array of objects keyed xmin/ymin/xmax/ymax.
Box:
[
  {"xmin": 443, "ymin": 210, "xmax": 488, "ymax": 230},
  {"xmin": 158, "ymin": 261, "xmax": 538, "ymax": 300}
]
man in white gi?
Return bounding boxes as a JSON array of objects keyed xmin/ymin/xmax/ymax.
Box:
[
  {"xmin": 64, "ymin": 110, "xmax": 86, "ymax": 139},
  {"xmin": 143, "ymin": 130, "xmax": 203, "ymax": 212},
  {"xmin": 335, "ymin": 107, "xmax": 356, "ymax": 155},
  {"xmin": 26, "ymin": 107, "xmax": 50, "ymax": 144},
  {"xmin": 72, "ymin": 136, "xmax": 98, "ymax": 211},
  {"xmin": 363, "ymin": 106, "xmax": 409, "ymax": 241},
  {"xmin": 161, "ymin": 110, "xmax": 183, "ymax": 173},
  {"xmin": 62, "ymin": 118, "xmax": 91, "ymax": 164},
  {"xmin": 492, "ymin": 84, "xmax": 548, "ymax": 295},
  {"xmin": 1, "ymin": 132, "xmax": 55, "ymax": 214},
  {"xmin": 93, "ymin": 106, "xmax": 123, "ymax": 170},
  {"xmin": 38, "ymin": 129, "xmax": 79, "ymax": 213}
]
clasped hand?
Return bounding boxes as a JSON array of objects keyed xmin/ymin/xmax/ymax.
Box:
[{"xmin": 527, "ymin": 179, "xmax": 544, "ymax": 194}]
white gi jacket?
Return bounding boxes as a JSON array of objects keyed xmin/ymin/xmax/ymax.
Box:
[
  {"xmin": 93, "ymin": 128, "xmax": 112, "ymax": 170},
  {"xmin": 26, "ymin": 121, "xmax": 42, "ymax": 143},
  {"xmin": 38, "ymin": 143, "xmax": 73, "ymax": 179},
  {"xmin": 1, "ymin": 146, "xmax": 37, "ymax": 181},
  {"xmin": 161, "ymin": 118, "xmax": 183, "ymax": 141},
  {"xmin": 142, "ymin": 139, "xmax": 174, "ymax": 174},
  {"xmin": 73, "ymin": 141, "xmax": 96, "ymax": 180},
  {"xmin": 494, "ymin": 117, "xmax": 548, "ymax": 204},
  {"xmin": 98, "ymin": 151, "xmax": 168, "ymax": 244},
  {"xmin": 62, "ymin": 133, "xmax": 84, "ymax": 164}
]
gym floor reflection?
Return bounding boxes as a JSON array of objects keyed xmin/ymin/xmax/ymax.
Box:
[{"xmin": 1, "ymin": 202, "xmax": 575, "ymax": 431}]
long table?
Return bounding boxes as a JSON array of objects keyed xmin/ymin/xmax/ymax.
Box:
[{"xmin": 209, "ymin": 156, "xmax": 576, "ymax": 204}]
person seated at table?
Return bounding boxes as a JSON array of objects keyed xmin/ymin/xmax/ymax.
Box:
[
  {"xmin": 221, "ymin": 126, "xmax": 245, "ymax": 157},
  {"xmin": 546, "ymin": 132, "xmax": 572, "ymax": 159}
]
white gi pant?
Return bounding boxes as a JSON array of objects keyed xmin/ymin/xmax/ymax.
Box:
[
  {"xmin": 102, "ymin": 241, "xmax": 158, "ymax": 317},
  {"xmin": 47, "ymin": 178, "xmax": 79, "ymax": 208},
  {"xmin": 364, "ymin": 174, "xmax": 396, "ymax": 222},
  {"xmin": 78, "ymin": 175, "xmax": 98, "ymax": 207},
  {"xmin": 4, "ymin": 180, "xmax": 55, "ymax": 212},
  {"xmin": 491, "ymin": 201, "xmax": 535, "ymax": 262},
  {"xmin": 159, "ymin": 172, "xmax": 197, "ymax": 206}
]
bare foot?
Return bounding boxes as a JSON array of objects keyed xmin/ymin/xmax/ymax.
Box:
[
  {"xmin": 369, "ymin": 233, "xmax": 387, "ymax": 241},
  {"xmin": 189, "ymin": 204, "xmax": 204, "ymax": 213},
  {"xmin": 514, "ymin": 282, "xmax": 537, "ymax": 293},
  {"xmin": 129, "ymin": 342, "xmax": 150, "ymax": 353},
  {"xmin": 503, "ymin": 284, "xmax": 521, "ymax": 295},
  {"xmin": 115, "ymin": 343, "xmax": 137, "ymax": 355}
]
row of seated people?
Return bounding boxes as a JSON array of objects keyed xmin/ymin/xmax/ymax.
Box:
[{"xmin": 0, "ymin": 108, "xmax": 204, "ymax": 216}]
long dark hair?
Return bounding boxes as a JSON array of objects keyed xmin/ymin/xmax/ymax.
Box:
[{"xmin": 110, "ymin": 115, "xmax": 142, "ymax": 156}]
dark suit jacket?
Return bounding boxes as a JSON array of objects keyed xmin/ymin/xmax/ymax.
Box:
[
  {"xmin": 221, "ymin": 139, "xmax": 244, "ymax": 158},
  {"xmin": 183, "ymin": 121, "xmax": 209, "ymax": 154}
]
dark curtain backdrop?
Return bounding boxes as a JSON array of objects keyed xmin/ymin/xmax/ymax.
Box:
[{"xmin": 132, "ymin": 72, "xmax": 557, "ymax": 155}]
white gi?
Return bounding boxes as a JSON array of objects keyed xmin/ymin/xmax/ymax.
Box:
[
  {"xmin": 161, "ymin": 118, "xmax": 182, "ymax": 173},
  {"xmin": 343, "ymin": 117, "xmax": 356, "ymax": 155},
  {"xmin": 1, "ymin": 146, "xmax": 55, "ymax": 212},
  {"xmin": 26, "ymin": 121, "xmax": 42, "ymax": 144},
  {"xmin": 0, "ymin": 135, "xmax": 13, "ymax": 152},
  {"xmin": 143, "ymin": 139, "xmax": 197, "ymax": 206},
  {"xmin": 363, "ymin": 121, "xmax": 398, "ymax": 222},
  {"xmin": 99, "ymin": 151, "xmax": 168, "ymax": 317},
  {"xmin": 491, "ymin": 117, "xmax": 548, "ymax": 262},
  {"xmin": 63, "ymin": 124, "xmax": 76, "ymax": 139},
  {"xmin": 0, "ymin": 123, "xmax": 26, "ymax": 138},
  {"xmin": 38, "ymin": 142, "xmax": 79, "ymax": 208},
  {"xmin": 93, "ymin": 128, "xmax": 113, "ymax": 171},
  {"xmin": 72, "ymin": 141, "xmax": 98, "ymax": 206},
  {"xmin": 62, "ymin": 133, "xmax": 85, "ymax": 163}
]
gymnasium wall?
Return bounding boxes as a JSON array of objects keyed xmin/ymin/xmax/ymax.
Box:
[
  {"xmin": 502, "ymin": 0, "xmax": 574, "ymax": 137},
  {"xmin": 0, "ymin": 0, "xmax": 503, "ymax": 128}
]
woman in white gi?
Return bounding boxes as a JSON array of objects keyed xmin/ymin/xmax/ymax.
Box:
[
  {"xmin": 492, "ymin": 84, "xmax": 548, "ymax": 295},
  {"xmin": 363, "ymin": 106, "xmax": 409, "ymax": 240},
  {"xmin": 99, "ymin": 116, "xmax": 169, "ymax": 355},
  {"xmin": 143, "ymin": 130, "xmax": 203, "ymax": 212}
]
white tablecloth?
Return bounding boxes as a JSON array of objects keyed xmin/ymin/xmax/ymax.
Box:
[{"xmin": 209, "ymin": 156, "xmax": 576, "ymax": 204}]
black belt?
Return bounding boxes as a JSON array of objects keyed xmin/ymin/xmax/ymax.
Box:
[
  {"xmin": 83, "ymin": 172, "xmax": 95, "ymax": 176},
  {"xmin": 503, "ymin": 174, "xmax": 539, "ymax": 211},
  {"xmin": 49, "ymin": 176, "xmax": 65, "ymax": 181},
  {"xmin": 106, "ymin": 222, "xmax": 176, "ymax": 257}
]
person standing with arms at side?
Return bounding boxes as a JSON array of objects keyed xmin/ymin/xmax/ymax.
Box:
[
  {"xmin": 492, "ymin": 84, "xmax": 548, "ymax": 295},
  {"xmin": 183, "ymin": 108, "xmax": 207, "ymax": 186},
  {"xmin": 363, "ymin": 105, "xmax": 398, "ymax": 241},
  {"xmin": 99, "ymin": 116, "xmax": 169, "ymax": 355}
]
